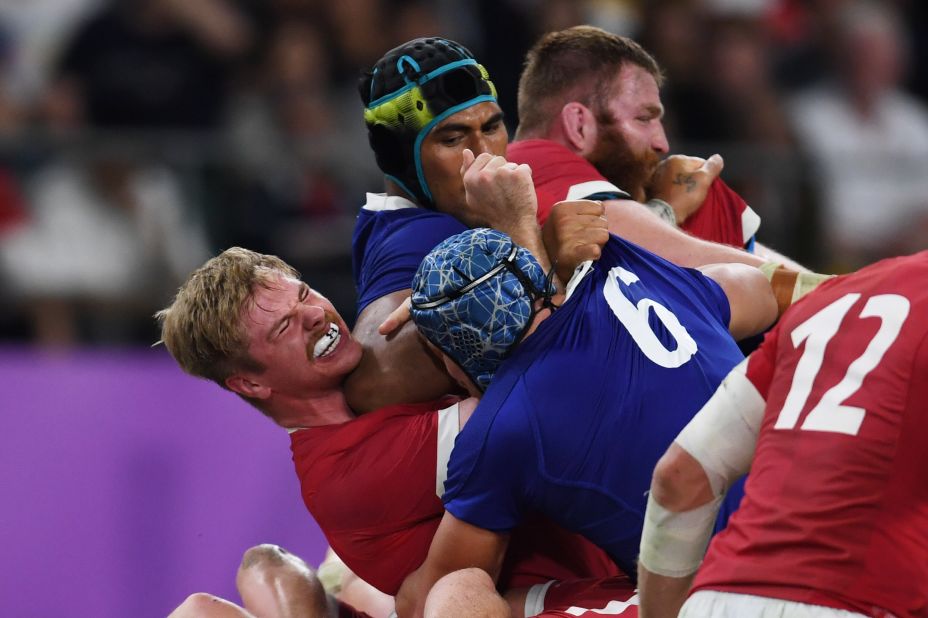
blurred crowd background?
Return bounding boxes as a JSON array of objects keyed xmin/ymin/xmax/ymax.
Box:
[{"xmin": 0, "ymin": 0, "xmax": 926, "ymax": 347}]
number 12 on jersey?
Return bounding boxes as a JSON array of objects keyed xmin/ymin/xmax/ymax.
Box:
[{"xmin": 774, "ymin": 293, "xmax": 910, "ymax": 436}]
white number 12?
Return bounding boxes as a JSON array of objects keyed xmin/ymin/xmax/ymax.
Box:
[{"xmin": 775, "ymin": 293, "xmax": 910, "ymax": 436}]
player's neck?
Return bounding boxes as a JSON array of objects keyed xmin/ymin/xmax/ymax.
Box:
[
  {"xmin": 268, "ymin": 389, "xmax": 356, "ymax": 430},
  {"xmin": 522, "ymin": 294, "xmax": 565, "ymax": 341},
  {"xmin": 385, "ymin": 177, "xmax": 418, "ymax": 203}
]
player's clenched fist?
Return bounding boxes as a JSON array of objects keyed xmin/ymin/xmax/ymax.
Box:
[
  {"xmin": 542, "ymin": 199, "xmax": 610, "ymax": 284},
  {"xmin": 459, "ymin": 148, "xmax": 537, "ymax": 230}
]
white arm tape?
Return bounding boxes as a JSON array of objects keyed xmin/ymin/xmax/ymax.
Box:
[
  {"xmin": 639, "ymin": 490, "xmax": 723, "ymax": 577},
  {"xmin": 674, "ymin": 359, "xmax": 765, "ymax": 496},
  {"xmin": 645, "ymin": 198, "xmax": 678, "ymax": 227},
  {"xmin": 638, "ymin": 359, "xmax": 766, "ymax": 578}
]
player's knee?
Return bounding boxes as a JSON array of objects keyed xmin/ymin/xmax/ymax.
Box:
[
  {"xmin": 424, "ymin": 568, "xmax": 511, "ymax": 618},
  {"xmin": 449, "ymin": 567, "xmax": 495, "ymax": 590},
  {"xmin": 237, "ymin": 544, "xmax": 317, "ymax": 587},
  {"xmin": 240, "ymin": 543, "xmax": 289, "ymax": 571}
]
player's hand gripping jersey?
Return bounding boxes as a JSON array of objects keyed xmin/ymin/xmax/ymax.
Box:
[
  {"xmin": 691, "ymin": 252, "xmax": 928, "ymax": 618},
  {"xmin": 442, "ymin": 234, "xmax": 747, "ymax": 576}
]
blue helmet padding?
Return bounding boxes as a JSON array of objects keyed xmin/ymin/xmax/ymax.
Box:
[{"xmin": 411, "ymin": 229, "xmax": 553, "ymax": 391}]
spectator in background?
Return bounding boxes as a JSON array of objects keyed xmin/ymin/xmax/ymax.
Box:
[
  {"xmin": 0, "ymin": 152, "xmax": 210, "ymax": 345},
  {"xmin": 0, "ymin": 0, "xmax": 103, "ymax": 118},
  {"xmin": 44, "ymin": 0, "xmax": 253, "ymax": 130},
  {"xmin": 640, "ymin": 3, "xmax": 797, "ymax": 201},
  {"xmin": 0, "ymin": 0, "xmax": 254, "ymax": 345},
  {"xmin": 788, "ymin": 0, "xmax": 928, "ymax": 270},
  {"xmin": 222, "ymin": 17, "xmax": 376, "ymax": 290},
  {"xmin": 0, "ymin": 21, "xmax": 27, "ymax": 233},
  {"xmin": 0, "ymin": 23, "xmax": 22, "ymax": 133}
]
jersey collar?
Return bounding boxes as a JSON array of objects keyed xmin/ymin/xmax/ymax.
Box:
[{"xmin": 362, "ymin": 192, "xmax": 419, "ymax": 212}]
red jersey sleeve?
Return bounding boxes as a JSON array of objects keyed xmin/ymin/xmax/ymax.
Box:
[
  {"xmin": 507, "ymin": 140, "xmax": 630, "ymax": 225},
  {"xmin": 681, "ymin": 178, "xmax": 760, "ymax": 248},
  {"xmin": 744, "ymin": 326, "xmax": 780, "ymax": 400},
  {"xmin": 290, "ymin": 403, "xmax": 444, "ymax": 595}
]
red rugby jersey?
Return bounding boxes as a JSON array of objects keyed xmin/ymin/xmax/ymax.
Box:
[
  {"xmin": 291, "ymin": 401, "xmax": 618, "ymax": 596},
  {"xmin": 693, "ymin": 252, "xmax": 928, "ymax": 617},
  {"xmin": 507, "ymin": 140, "xmax": 630, "ymax": 225},
  {"xmin": 681, "ymin": 177, "xmax": 759, "ymax": 248},
  {"xmin": 507, "ymin": 139, "xmax": 759, "ymax": 248}
]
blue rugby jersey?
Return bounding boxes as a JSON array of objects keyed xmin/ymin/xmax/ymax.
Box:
[
  {"xmin": 352, "ymin": 193, "xmax": 466, "ymax": 316},
  {"xmin": 442, "ymin": 233, "xmax": 746, "ymax": 576}
]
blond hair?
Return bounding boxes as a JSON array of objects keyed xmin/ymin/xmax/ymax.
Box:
[
  {"xmin": 155, "ymin": 247, "xmax": 299, "ymax": 389},
  {"xmin": 516, "ymin": 26, "xmax": 664, "ymax": 139}
]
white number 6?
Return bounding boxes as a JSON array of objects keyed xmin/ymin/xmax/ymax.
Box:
[{"xmin": 603, "ymin": 266, "xmax": 698, "ymax": 368}]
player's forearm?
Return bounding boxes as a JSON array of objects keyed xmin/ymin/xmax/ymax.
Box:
[
  {"xmin": 603, "ymin": 200, "xmax": 767, "ymax": 269},
  {"xmin": 505, "ymin": 220, "xmax": 552, "ymax": 274},
  {"xmin": 637, "ymin": 565, "xmax": 694, "ymax": 618},
  {"xmin": 344, "ymin": 293, "xmax": 458, "ymax": 413},
  {"xmin": 395, "ymin": 567, "xmax": 430, "ymax": 618},
  {"xmin": 754, "ymin": 241, "xmax": 809, "ymax": 273}
]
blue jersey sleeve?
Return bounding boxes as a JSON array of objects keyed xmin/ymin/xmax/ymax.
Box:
[
  {"xmin": 442, "ymin": 389, "xmax": 531, "ymax": 533},
  {"xmin": 352, "ymin": 209, "xmax": 466, "ymax": 315},
  {"xmin": 680, "ymin": 266, "xmax": 732, "ymax": 331}
]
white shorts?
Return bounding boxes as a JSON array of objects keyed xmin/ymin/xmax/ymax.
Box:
[{"xmin": 680, "ymin": 590, "xmax": 868, "ymax": 618}]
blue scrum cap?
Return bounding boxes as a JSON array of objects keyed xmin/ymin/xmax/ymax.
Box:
[{"xmin": 410, "ymin": 228, "xmax": 555, "ymax": 391}]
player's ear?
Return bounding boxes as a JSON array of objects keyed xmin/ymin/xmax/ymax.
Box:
[
  {"xmin": 226, "ymin": 374, "xmax": 271, "ymax": 400},
  {"xmin": 559, "ymin": 102, "xmax": 598, "ymax": 156}
]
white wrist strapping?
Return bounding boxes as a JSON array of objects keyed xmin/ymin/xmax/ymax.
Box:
[
  {"xmin": 638, "ymin": 490, "xmax": 722, "ymax": 578},
  {"xmin": 644, "ymin": 198, "xmax": 678, "ymax": 227}
]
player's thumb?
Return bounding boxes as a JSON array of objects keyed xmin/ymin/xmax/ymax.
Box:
[
  {"xmin": 702, "ymin": 154, "xmax": 724, "ymax": 180},
  {"xmin": 378, "ymin": 297, "xmax": 412, "ymax": 336},
  {"xmin": 461, "ymin": 148, "xmax": 476, "ymax": 175}
]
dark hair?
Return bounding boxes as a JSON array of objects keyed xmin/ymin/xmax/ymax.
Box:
[{"xmin": 516, "ymin": 26, "xmax": 663, "ymax": 138}]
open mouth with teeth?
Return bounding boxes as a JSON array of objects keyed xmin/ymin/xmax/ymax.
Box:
[{"xmin": 312, "ymin": 323, "xmax": 342, "ymax": 360}]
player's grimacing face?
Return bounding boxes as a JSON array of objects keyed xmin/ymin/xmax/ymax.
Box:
[
  {"xmin": 590, "ymin": 64, "xmax": 669, "ymax": 197},
  {"xmin": 420, "ymin": 101, "xmax": 507, "ymax": 215},
  {"xmin": 239, "ymin": 274, "xmax": 362, "ymax": 398}
]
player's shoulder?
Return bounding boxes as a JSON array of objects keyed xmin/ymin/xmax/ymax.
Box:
[
  {"xmin": 358, "ymin": 193, "xmax": 440, "ymax": 224},
  {"xmin": 507, "ymin": 138, "xmax": 570, "ymax": 161},
  {"xmin": 354, "ymin": 193, "xmax": 463, "ymax": 247},
  {"xmin": 451, "ymin": 374, "xmax": 535, "ymax": 475},
  {"xmin": 293, "ymin": 405, "xmax": 442, "ymax": 508},
  {"xmin": 507, "ymin": 139, "xmax": 596, "ymax": 172},
  {"xmin": 862, "ymin": 251, "xmax": 928, "ymax": 291},
  {"xmin": 291, "ymin": 403, "xmax": 437, "ymax": 459}
]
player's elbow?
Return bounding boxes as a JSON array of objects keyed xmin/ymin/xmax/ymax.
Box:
[
  {"xmin": 651, "ymin": 443, "xmax": 711, "ymax": 512},
  {"xmin": 736, "ymin": 264, "xmax": 778, "ymax": 338},
  {"xmin": 702, "ymin": 262, "xmax": 777, "ymax": 339}
]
